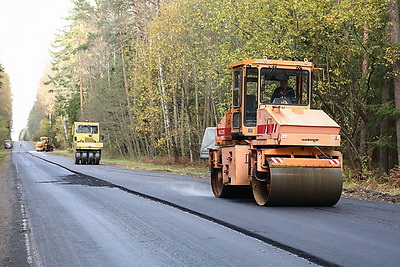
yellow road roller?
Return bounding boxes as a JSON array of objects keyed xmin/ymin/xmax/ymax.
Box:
[
  {"xmin": 35, "ymin": 137, "xmax": 55, "ymax": 152},
  {"xmin": 73, "ymin": 121, "xmax": 103, "ymax": 165}
]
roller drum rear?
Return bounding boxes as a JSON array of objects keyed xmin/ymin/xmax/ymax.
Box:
[{"xmin": 253, "ymin": 167, "xmax": 342, "ymax": 206}]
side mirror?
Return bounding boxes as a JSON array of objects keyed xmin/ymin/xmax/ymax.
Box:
[
  {"xmin": 74, "ymin": 136, "xmax": 77, "ymax": 141},
  {"xmin": 101, "ymin": 135, "xmax": 105, "ymax": 141}
]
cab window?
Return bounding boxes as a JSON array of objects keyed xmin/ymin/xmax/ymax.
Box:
[
  {"xmin": 76, "ymin": 125, "xmax": 98, "ymax": 134},
  {"xmin": 260, "ymin": 68, "xmax": 309, "ymax": 105},
  {"xmin": 233, "ymin": 68, "xmax": 242, "ymax": 107},
  {"xmin": 244, "ymin": 67, "xmax": 258, "ymax": 126}
]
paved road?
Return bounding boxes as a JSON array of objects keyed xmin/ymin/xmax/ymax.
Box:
[
  {"xmin": 12, "ymin": 142, "xmax": 314, "ymax": 266},
  {"xmin": 11, "ymin": 141, "xmax": 400, "ymax": 266}
]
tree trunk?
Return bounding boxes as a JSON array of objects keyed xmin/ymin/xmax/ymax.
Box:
[
  {"xmin": 180, "ymin": 83, "xmax": 185, "ymax": 158},
  {"xmin": 182, "ymin": 78, "xmax": 193, "ymax": 162},
  {"xmin": 362, "ymin": 28, "xmax": 373, "ymax": 169},
  {"xmin": 148, "ymin": 98, "xmax": 157, "ymax": 157},
  {"xmin": 157, "ymin": 55, "xmax": 172, "ymax": 155},
  {"xmin": 78, "ymin": 54, "xmax": 84, "ymax": 118},
  {"xmin": 379, "ymin": 83, "xmax": 390, "ymax": 175},
  {"xmin": 194, "ymin": 79, "xmax": 201, "ymax": 146},
  {"xmin": 172, "ymin": 90, "xmax": 179, "ymax": 158},
  {"xmin": 62, "ymin": 117, "xmax": 69, "ymax": 144},
  {"xmin": 387, "ymin": 0, "xmax": 400, "ymax": 165},
  {"xmin": 203, "ymin": 76, "xmax": 211, "ymax": 127},
  {"xmin": 119, "ymin": 30, "xmax": 132, "ymax": 114}
]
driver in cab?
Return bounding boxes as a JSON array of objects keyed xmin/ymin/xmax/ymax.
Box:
[{"xmin": 271, "ymin": 79, "xmax": 296, "ymax": 104}]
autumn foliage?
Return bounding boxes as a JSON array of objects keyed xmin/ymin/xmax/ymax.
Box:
[
  {"xmin": 24, "ymin": 0, "xmax": 400, "ymax": 178},
  {"xmin": 0, "ymin": 64, "xmax": 12, "ymax": 142}
]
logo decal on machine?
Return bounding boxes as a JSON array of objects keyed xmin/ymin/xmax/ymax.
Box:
[
  {"xmin": 217, "ymin": 128, "xmax": 231, "ymax": 136},
  {"xmin": 302, "ymin": 138, "xmax": 320, "ymax": 142}
]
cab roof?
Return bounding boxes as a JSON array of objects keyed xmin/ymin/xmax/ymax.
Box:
[
  {"xmin": 230, "ymin": 59, "xmax": 314, "ymax": 69},
  {"xmin": 74, "ymin": 121, "xmax": 100, "ymax": 126}
]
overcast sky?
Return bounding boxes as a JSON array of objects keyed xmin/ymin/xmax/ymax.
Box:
[{"xmin": 0, "ymin": 0, "xmax": 72, "ymax": 140}]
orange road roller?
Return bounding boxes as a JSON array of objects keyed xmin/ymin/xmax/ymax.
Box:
[{"xmin": 207, "ymin": 59, "xmax": 342, "ymax": 206}]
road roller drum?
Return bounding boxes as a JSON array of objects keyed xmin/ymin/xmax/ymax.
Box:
[{"xmin": 252, "ymin": 167, "xmax": 342, "ymax": 206}]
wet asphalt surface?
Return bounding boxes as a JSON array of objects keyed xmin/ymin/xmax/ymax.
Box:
[
  {"xmin": 11, "ymin": 142, "xmax": 314, "ymax": 266},
  {"xmin": 8, "ymin": 141, "xmax": 400, "ymax": 266}
]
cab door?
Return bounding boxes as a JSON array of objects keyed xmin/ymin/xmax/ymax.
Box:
[
  {"xmin": 242, "ymin": 66, "xmax": 258, "ymax": 137},
  {"xmin": 231, "ymin": 67, "xmax": 242, "ymax": 137}
]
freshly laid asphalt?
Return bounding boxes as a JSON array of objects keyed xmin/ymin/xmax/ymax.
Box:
[{"xmin": 8, "ymin": 141, "xmax": 400, "ymax": 266}]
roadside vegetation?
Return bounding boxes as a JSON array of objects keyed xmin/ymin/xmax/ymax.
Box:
[
  {"xmin": 19, "ymin": 0, "xmax": 400, "ymax": 196},
  {"xmin": 103, "ymin": 157, "xmax": 209, "ymax": 177},
  {"xmin": 54, "ymin": 149, "xmax": 209, "ymax": 177},
  {"xmin": 343, "ymin": 166, "xmax": 400, "ymax": 198},
  {"xmin": 0, "ymin": 149, "xmax": 10, "ymax": 163},
  {"xmin": 0, "ymin": 64, "xmax": 12, "ymax": 146}
]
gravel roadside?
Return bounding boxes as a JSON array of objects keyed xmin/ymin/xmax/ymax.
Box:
[
  {"xmin": 0, "ymin": 154, "xmax": 29, "ymax": 266},
  {"xmin": 342, "ymin": 187, "xmax": 400, "ymax": 204}
]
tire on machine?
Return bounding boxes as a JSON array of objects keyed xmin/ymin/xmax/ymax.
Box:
[
  {"xmin": 82, "ymin": 151, "xmax": 88, "ymax": 164},
  {"xmin": 75, "ymin": 152, "xmax": 81, "ymax": 164},
  {"xmin": 88, "ymin": 152, "xmax": 94, "ymax": 164},
  {"xmin": 95, "ymin": 151, "xmax": 101, "ymax": 165}
]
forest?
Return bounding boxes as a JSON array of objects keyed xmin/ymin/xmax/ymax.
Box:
[
  {"xmin": 23, "ymin": 0, "xmax": 400, "ymax": 180},
  {"xmin": 0, "ymin": 64, "xmax": 12, "ymax": 142}
]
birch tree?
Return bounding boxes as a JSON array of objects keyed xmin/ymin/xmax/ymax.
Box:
[{"xmin": 386, "ymin": 0, "xmax": 400, "ymax": 166}]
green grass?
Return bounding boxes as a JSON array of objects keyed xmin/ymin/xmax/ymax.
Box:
[
  {"xmin": 101, "ymin": 157, "xmax": 209, "ymax": 177},
  {"xmin": 53, "ymin": 150, "xmax": 209, "ymax": 177},
  {"xmin": 0, "ymin": 148, "xmax": 10, "ymax": 163}
]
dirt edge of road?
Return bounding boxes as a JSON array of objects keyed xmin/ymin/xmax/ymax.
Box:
[
  {"xmin": 0, "ymin": 155, "xmax": 29, "ymax": 266},
  {"xmin": 342, "ymin": 187, "xmax": 400, "ymax": 204}
]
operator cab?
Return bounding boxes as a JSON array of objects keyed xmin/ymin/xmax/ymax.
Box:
[
  {"xmin": 75, "ymin": 125, "xmax": 99, "ymax": 134},
  {"xmin": 73, "ymin": 122, "xmax": 101, "ymax": 142},
  {"xmin": 230, "ymin": 59, "xmax": 312, "ymax": 138}
]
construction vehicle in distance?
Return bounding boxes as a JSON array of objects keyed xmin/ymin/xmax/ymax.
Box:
[
  {"xmin": 207, "ymin": 59, "xmax": 342, "ymax": 206},
  {"xmin": 35, "ymin": 137, "xmax": 55, "ymax": 152},
  {"xmin": 73, "ymin": 121, "xmax": 103, "ymax": 165}
]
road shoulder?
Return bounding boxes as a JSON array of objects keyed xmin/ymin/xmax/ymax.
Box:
[{"xmin": 0, "ymin": 153, "xmax": 29, "ymax": 266}]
